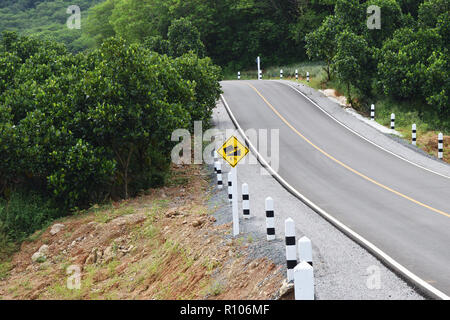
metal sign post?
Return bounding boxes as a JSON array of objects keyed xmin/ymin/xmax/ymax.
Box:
[
  {"xmin": 217, "ymin": 136, "xmax": 249, "ymax": 237},
  {"xmin": 231, "ymin": 166, "xmax": 239, "ymax": 236}
]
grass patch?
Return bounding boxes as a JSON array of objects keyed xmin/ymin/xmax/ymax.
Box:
[
  {"xmin": 0, "ymin": 261, "xmax": 12, "ymax": 280},
  {"xmin": 204, "ymin": 280, "xmax": 224, "ymax": 296}
]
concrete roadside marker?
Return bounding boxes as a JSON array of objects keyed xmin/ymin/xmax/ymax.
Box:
[
  {"xmin": 257, "ymin": 56, "xmax": 261, "ymax": 80},
  {"xmin": 391, "ymin": 113, "xmax": 395, "ymax": 130},
  {"xmin": 295, "ymin": 69, "xmax": 298, "ymax": 80},
  {"xmin": 298, "ymin": 236, "xmax": 313, "ymax": 266},
  {"xmin": 265, "ymin": 197, "xmax": 275, "ymax": 241},
  {"xmin": 438, "ymin": 132, "xmax": 443, "ymax": 159},
  {"xmin": 227, "ymin": 172, "xmax": 233, "ymax": 203},
  {"xmin": 280, "ymin": 69, "xmax": 283, "ymax": 79},
  {"xmin": 294, "ymin": 261, "xmax": 314, "ymax": 300},
  {"xmin": 216, "ymin": 162, "xmax": 223, "ymax": 189},
  {"xmin": 214, "ymin": 154, "xmax": 218, "ymax": 173},
  {"xmin": 285, "ymin": 218, "xmax": 297, "ymax": 282},
  {"xmin": 371, "ymin": 104, "xmax": 375, "ymax": 121},
  {"xmin": 306, "ymin": 71, "xmax": 310, "ymax": 83},
  {"xmin": 242, "ymin": 183, "xmax": 250, "ymax": 219},
  {"xmin": 412, "ymin": 124, "xmax": 417, "ymax": 146},
  {"xmin": 237, "ymin": 71, "xmax": 241, "ymax": 80}
]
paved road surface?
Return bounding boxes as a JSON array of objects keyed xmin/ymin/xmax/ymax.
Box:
[{"xmin": 221, "ymin": 80, "xmax": 450, "ymax": 296}]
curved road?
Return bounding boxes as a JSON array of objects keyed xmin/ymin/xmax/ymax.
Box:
[{"xmin": 221, "ymin": 80, "xmax": 450, "ymax": 297}]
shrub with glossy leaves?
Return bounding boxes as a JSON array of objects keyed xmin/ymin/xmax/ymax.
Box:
[{"xmin": 0, "ymin": 33, "xmax": 222, "ymax": 226}]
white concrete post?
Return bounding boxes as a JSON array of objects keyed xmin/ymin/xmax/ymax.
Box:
[
  {"xmin": 298, "ymin": 236, "xmax": 313, "ymax": 266},
  {"xmin": 306, "ymin": 71, "xmax": 310, "ymax": 82},
  {"xmin": 371, "ymin": 104, "xmax": 375, "ymax": 121},
  {"xmin": 257, "ymin": 56, "xmax": 261, "ymax": 80},
  {"xmin": 280, "ymin": 69, "xmax": 283, "ymax": 79},
  {"xmin": 231, "ymin": 166, "xmax": 239, "ymax": 236},
  {"xmin": 237, "ymin": 71, "xmax": 241, "ymax": 80},
  {"xmin": 295, "ymin": 69, "xmax": 298, "ymax": 80},
  {"xmin": 216, "ymin": 162, "xmax": 223, "ymax": 189},
  {"xmin": 294, "ymin": 261, "xmax": 314, "ymax": 300},
  {"xmin": 227, "ymin": 172, "xmax": 233, "ymax": 203},
  {"xmin": 285, "ymin": 218, "xmax": 297, "ymax": 282},
  {"xmin": 391, "ymin": 113, "xmax": 395, "ymax": 130},
  {"xmin": 265, "ymin": 197, "xmax": 275, "ymax": 241},
  {"xmin": 412, "ymin": 124, "xmax": 417, "ymax": 146},
  {"xmin": 242, "ymin": 183, "xmax": 250, "ymax": 219},
  {"xmin": 438, "ymin": 133, "xmax": 444, "ymax": 159}
]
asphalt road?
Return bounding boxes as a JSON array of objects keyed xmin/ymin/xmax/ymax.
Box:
[{"xmin": 221, "ymin": 80, "xmax": 450, "ymax": 297}]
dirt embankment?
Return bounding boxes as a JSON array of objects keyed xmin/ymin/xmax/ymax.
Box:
[{"xmin": 0, "ymin": 165, "xmax": 285, "ymax": 300}]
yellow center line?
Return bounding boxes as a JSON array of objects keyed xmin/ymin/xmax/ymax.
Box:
[{"xmin": 247, "ymin": 83, "xmax": 450, "ymax": 219}]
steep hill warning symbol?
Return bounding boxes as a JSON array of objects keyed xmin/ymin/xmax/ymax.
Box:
[{"xmin": 217, "ymin": 136, "xmax": 249, "ymax": 167}]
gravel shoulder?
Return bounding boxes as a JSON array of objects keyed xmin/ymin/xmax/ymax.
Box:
[{"xmin": 212, "ymin": 98, "xmax": 424, "ymax": 300}]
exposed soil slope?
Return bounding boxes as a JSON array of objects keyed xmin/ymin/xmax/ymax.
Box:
[{"xmin": 0, "ymin": 165, "xmax": 284, "ymax": 300}]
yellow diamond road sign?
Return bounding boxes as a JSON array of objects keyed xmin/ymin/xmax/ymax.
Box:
[{"xmin": 217, "ymin": 136, "xmax": 249, "ymax": 168}]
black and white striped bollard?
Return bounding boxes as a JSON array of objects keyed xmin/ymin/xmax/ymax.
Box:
[
  {"xmin": 237, "ymin": 71, "xmax": 240, "ymax": 80},
  {"xmin": 412, "ymin": 124, "xmax": 417, "ymax": 146},
  {"xmin": 227, "ymin": 172, "xmax": 232, "ymax": 203},
  {"xmin": 295, "ymin": 69, "xmax": 298, "ymax": 80},
  {"xmin": 391, "ymin": 113, "xmax": 395, "ymax": 130},
  {"xmin": 265, "ymin": 197, "xmax": 275, "ymax": 241},
  {"xmin": 214, "ymin": 154, "xmax": 218, "ymax": 173},
  {"xmin": 298, "ymin": 236, "xmax": 312, "ymax": 266},
  {"xmin": 306, "ymin": 72, "xmax": 310, "ymax": 83},
  {"xmin": 438, "ymin": 133, "xmax": 443, "ymax": 159},
  {"xmin": 259, "ymin": 70, "xmax": 262, "ymax": 80},
  {"xmin": 285, "ymin": 218, "xmax": 297, "ymax": 282},
  {"xmin": 371, "ymin": 104, "xmax": 375, "ymax": 121},
  {"xmin": 216, "ymin": 162, "xmax": 223, "ymax": 189},
  {"xmin": 280, "ymin": 69, "xmax": 283, "ymax": 79},
  {"xmin": 242, "ymin": 183, "xmax": 250, "ymax": 219}
]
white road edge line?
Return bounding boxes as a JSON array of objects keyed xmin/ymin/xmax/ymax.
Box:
[
  {"xmin": 220, "ymin": 93, "xmax": 449, "ymax": 300},
  {"xmin": 282, "ymin": 81, "xmax": 450, "ymax": 180}
]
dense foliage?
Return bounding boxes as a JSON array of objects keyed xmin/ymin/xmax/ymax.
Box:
[
  {"xmin": 305, "ymin": 0, "xmax": 449, "ymax": 128},
  {"xmin": 82, "ymin": 0, "xmax": 336, "ymax": 70},
  {"xmin": 0, "ymin": 32, "xmax": 222, "ymax": 240},
  {"xmin": 0, "ymin": 0, "xmax": 103, "ymax": 52}
]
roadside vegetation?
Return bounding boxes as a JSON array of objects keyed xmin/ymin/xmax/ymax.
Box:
[
  {"xmin": 0, "ymin": 30, "xmax": 222, "ymax": 260},
  {"xmin": 0, "ymin": 165, "xmax": 283, "ymax": 300}
]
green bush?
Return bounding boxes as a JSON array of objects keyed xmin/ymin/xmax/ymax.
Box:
[
  {"xmin": 174, "ymin": 52, "xmax": 223, "ymax": 128},
  {"xmin": 0, "ymin": 32, "xmax": 222, "ymax": 241},
  {"xmin": 0, "ymin": 191, "xmax": 60, "ymax": 242}
]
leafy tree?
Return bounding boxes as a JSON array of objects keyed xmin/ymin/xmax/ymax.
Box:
[
  {"xmin": 423, "ymin": 49, "xmax": 449, "ymax": 120},
  {"xmin": 167, "ymin": 18, "xmax": 205, "ymax": 58},
  {"xmin": 144, "ymin": 35, "xmax": 170, "ymax": 55},
  {"xmin": 305, "ymin": 15, "xmax": 341, "ymax": 80},
  {"xmin": 418, "ymin": 0, "xmax": 450, "ymax": 27},
  {"xmin": 334, "ymin": 0, "xmax": 365, "ymax": 34},
  {"xmin": 0, "ymin": 33, "xmax": 222, "ymax": 214},
  {"xmin": 85, "ymin": 0, "xmax": 117, "ymax": 46},
  {"xmin": 364, "ymin": 0, "xmax": 403, "ymax": 47},
  {"xmin": 333, "ymin": 29, "xmax": 373, "ymax": 105},
  {"xmin": 377, "ymin": 27, "xmax": 442, "ymax": 99},
  {"xmin": 174, "ymin": 52, "xmax": 222, "ymax": 128}
]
